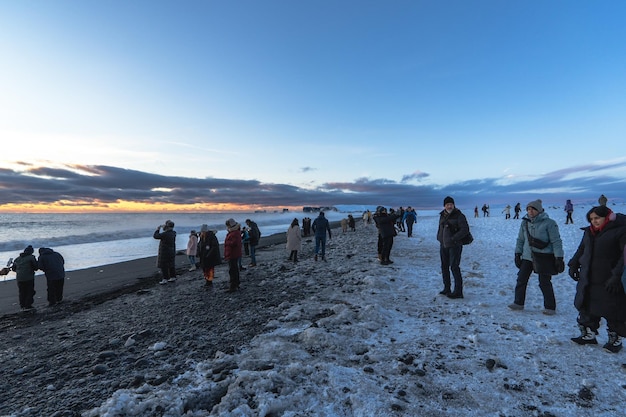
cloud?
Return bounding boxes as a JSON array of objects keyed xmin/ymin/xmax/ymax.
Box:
[
  {"xmin": 401, "ymin": 170, "xmax": 430, "ymax": 183},
  {"xmin": 0, "ymin": 161, "xmax": 624, "ymax": 210}
]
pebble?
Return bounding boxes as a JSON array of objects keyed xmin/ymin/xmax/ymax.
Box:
[{"xmin": 0, "ymin": 235, "xmax": 329, "ymax": 416}]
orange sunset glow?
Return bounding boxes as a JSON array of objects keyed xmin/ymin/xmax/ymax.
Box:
[{"xmin": 0, "ymin": 201, "xmax": 302, "ymax": 214}]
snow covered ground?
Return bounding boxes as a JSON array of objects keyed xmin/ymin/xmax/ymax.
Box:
[{"xmin": 85, "ymin": 204, "xmax": 626, "ymax": 417}]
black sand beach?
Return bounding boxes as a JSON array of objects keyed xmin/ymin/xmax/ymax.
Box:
[
  {"xmin": 0, "ymin": 227, "xmax": 302, "ymax": 318},
  {"xmin": 0, "ymin": 220, "xmax": 347, "ymax": 416}
]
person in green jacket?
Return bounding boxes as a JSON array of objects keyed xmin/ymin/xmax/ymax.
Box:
[
  {"xmin": 509, "ymin": 199, "xmax": 564, "ymax": 315},
  {"xmin": 11, "ymin": 245, "xmax": 39, "ymax": 311}
]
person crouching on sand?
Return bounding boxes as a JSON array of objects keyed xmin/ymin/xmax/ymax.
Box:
[{"xmin": 37, "ymin": 247, "xmax": 66, "ymax": 306}]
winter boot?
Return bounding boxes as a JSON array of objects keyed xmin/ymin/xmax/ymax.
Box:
[
  {"xmin": 571, "ymin": 325, "xmax": 598, "ymax": 345},
  {"xmin": 603, "ymin": 331, "xmax": 623, "ymax": 353}
]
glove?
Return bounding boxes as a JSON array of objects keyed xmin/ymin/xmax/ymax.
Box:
[
  {"xmin": 555, "ymin": 257, "xmax": 565, "ymax": 274},
  {"xmin": 514, "ymin": 253, "xmax": 522, "ymax": 269},
  {"xmin": 605, "ymin": 276, "xmax": 623, "ymax": 294},
  {"xmin": 568, "ymin": 267, "xmax": 580, "ymax": 281}
]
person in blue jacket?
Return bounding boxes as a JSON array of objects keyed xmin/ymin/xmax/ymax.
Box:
[
  {"xmin": 403, "ymin": 207, "xmax": 418, "ymax": 238},
  {"xmin": 312, "ymin": 211, "xmax": 332, "ymax": 261}
]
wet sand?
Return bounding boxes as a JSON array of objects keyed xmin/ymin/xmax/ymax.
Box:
[{"xmin": 0, "ymin": 222, "xmax": 341, "ymax": 317}]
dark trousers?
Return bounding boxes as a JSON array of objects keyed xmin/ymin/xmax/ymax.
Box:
[
  {"xmin": 228, "ymin": 258, "xmax": 240, "ymax": 290},
  {"xmin": 160, "ymin": 266, "xmax": 176, "ymax": 280},
  {"xmin": 288, "ymin": 250, "xmax": 298, "ymax": 262},
  {"xmin": 47, "ymin": 279, "xmax": 64, "ymax": 305},
  {"xmin": 406, "ymin": 221, "xmax": 415, "ymax": 237},
  {"xmin": 249, "ymin": 244, "xmax": 257, "ymax": 264},
  {"xmin": 17, "ymin": 280, "xmax": 36, "ymax": 308},
  {"xmin": 315, "ymin": 236, "xmax": 327, "ymax": 257},
  {"xmin": 381, "ymin": 236, "xmax": 394, "ymax": 262},
  {"xmin": 514, "ymin": 260, "xmax": 556, "ymax": 310},
  {"xmin": 440, "ymin": 245, "xmax": 463, "ymax": 294},
  {"xmin": 566, "ymin": 213, "xmax": 574, "ymax": 224},
  {"xmin": 577, "ymin": 309, "xmax": 626, "ymax": 337}
]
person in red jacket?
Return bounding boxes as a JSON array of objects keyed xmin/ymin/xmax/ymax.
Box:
[{"xmin": 224, "ymin": 218, "xmax": 242, "ymax": 293}]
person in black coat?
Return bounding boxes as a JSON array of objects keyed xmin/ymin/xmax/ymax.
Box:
[
  {"xmin": 154, "ymin": 220, "xmax": 177, "ymax": 285},
  {"xmin": 245, "ymin": 219, "xmax": 261, "ymax": 266},
  {"xmin": 198, "ymin": 224, "xmax": 221, "ymax": 285},
  {"xmin": 374, "ymin": 207, "xmax": 400, "ymax": 265},
  {"xmin": 437, "ymin": 196, "xmax": 471, "ymax": 299},
  {"xmin": 37, "ymin": 247, "xmax": 65, "ymax": 306},
  {"xmin": 347, "ymin": 214, "xmax": 356, "ymax": 232},
  {"xmin": 568, "ymin": 206, "xmax": 626, "ymax": 353}
]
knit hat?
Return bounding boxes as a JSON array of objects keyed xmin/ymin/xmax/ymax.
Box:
[
  {"xmin": 443, "ymin": 196, "xmax": 455, "ymax": 206},
  {"xmin": 24, "ymin": 245, "xmax": 34, "ymax": 255},
  {"xmin": 225, "ymin": 218, "xmax": 240, "ymax": 232},
  {"xmin": 200, "ymin": 224, "xmax": 209, "ymax": 233},
  {"xmin": 527, "ymin": 199, "xmax": 544, "ymax": 212}
]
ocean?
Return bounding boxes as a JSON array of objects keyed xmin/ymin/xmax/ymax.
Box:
[{"xmin": 0, "ymin": 210, "xmax": 362, "ymax": 278}]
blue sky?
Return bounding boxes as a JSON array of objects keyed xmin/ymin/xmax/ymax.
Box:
[{"xmin": 1, "ymin": 1, "xmax": 625, "ymax": 211}]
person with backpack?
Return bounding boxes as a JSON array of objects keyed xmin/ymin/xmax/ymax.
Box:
[{"xmin": 437, "ymin": 196, "xmax": 471, "ymax": 299}]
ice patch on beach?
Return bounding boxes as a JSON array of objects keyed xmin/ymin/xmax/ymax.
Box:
[{"xmin": 84, "ymin": 205, "xmax": 626, "ymax": 417}]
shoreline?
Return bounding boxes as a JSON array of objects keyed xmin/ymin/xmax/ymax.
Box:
[{"xmin": 0, "ymin": 221, "xmax": 342, "ymax": 317}]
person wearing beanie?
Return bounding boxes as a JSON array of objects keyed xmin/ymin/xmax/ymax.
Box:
[
  {"xmin": 509, "ymin": 199, "xmax": 564, "ymax": 315},
  {"xmin": 526, "ymin": 199, "xmax": 544, "ymax": 213},
  {"xmin": 224, "ymin": 218, "xmax": 242, "ymax": 292},
  {"xmin": 436, "ymin": 196, "xmax": 471, "ymax": 299},
  {"xmin": 11, "ymin": 245, "xmax": 39, "ymax": 311},
  {"xmin": 154, "ymin": 220, "xmax": 177, "ymax": 285},
  {"xmin": 567, "ymin": 205, "xmax": 626, "ymax": 352}
]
